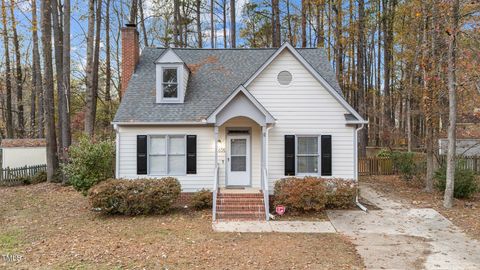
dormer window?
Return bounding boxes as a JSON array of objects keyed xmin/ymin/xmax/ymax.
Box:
[
  {"xmin": 155, "ymin": 49, "xmax": 189, "ymax": 104},
  {"xmin": 162, "ymin": 68, "xmax": 178, "ymax": 98}
]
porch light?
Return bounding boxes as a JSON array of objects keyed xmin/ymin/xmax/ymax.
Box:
[{"xmin": 217, "ymin": 139, "xmax": 225, "ymax": 153}]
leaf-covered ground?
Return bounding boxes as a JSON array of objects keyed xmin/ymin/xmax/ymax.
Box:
[
  {"xmin": 0, "ymin": 183, "xmax": 364, "ymax": 269},
  {"xmin": 362, "ymin": 175, "xmax": 480, "ymax": 240}
]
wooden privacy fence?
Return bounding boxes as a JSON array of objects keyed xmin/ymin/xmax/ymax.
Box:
[
  {"xmin": 438, "ymin": 155, "xmax": 480, "ymax": 174},
  {"xmin": 359, "ymin": 157, "xmax": 394, "ymax": 176},
  {"xmin": 0, "ymin": 164, "xmax": 47, "ymax": 185}
]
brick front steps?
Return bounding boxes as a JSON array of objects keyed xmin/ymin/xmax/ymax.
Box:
[{"xmin": 216, "ymin": 192, "xmax": 266, "ymax": 221}]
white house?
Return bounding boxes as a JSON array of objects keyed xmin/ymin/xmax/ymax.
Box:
[
  {"xmin": 113, "ymin": 25, "xmax": 367, "ymax": 221},
  {"xmin": 1, "ymin": 139, "xmax": 47, "ymax": 169}
]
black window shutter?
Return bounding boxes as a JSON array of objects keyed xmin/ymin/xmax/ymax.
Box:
[
  {"xmin": 186, "ymin": 135, "xmax": 197, "ymax": 174},
  {"xmin": 321, "ymin": 135, "xmax": 332, "ymax": 176},
  {"xmin": 137, "ymin": 135, "xmax": 148, "ymax": 175},
  {"xmin": 285, "ymin": 135, "xmax": 295, "ymax": 176}
]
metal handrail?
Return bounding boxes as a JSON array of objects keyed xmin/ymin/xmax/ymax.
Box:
[{"xmin": 212, "ymin": 166, "xmax": 219, "ymax": 221}]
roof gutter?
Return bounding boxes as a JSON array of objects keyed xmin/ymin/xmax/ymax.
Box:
[{"xmin": 111, "ymin": 121, "xmax": 209, "ymax": 126}]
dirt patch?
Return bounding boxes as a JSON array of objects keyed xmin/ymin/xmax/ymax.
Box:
[
  {"xmin": 362, "ymin": 175, "xmax": 480, "ymax": 240},
  {"xmin": 0, "ymin": 183, "xmax": 364, "ymax": 269}
]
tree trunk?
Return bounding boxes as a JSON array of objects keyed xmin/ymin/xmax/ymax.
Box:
[
  {"xmin": 444, "ymin": 0, "xmax": 459, "ymax": 209},
  {"xmin": 222, "ymin": 0, "xmax": 227, "ymax": 47},
  {"xmin": 105, "ymin": 0, "xmax": 111, "ymax": 102},
  {"xmin": 1, "ymin": 0, "xmax": 13, "ymax": 138},
  {"xmin": 210, "ymin": 0, "xmax": 215, "ymax": 48},
  {"xmin": 129, "ymin": 0, "xmax": 137, "ymax": 24},
  {"xmin": 334, "ymin": 0, "xmax": 343, "ymax": 86},
  {"xmin": 40, "ymin": 0, "xmax": 59, "ymax": 181},
  {"xmin": 88, "ymin": 0, "xmax": 102, "ymax": 137},
  {"xmin": 62, "ymin": 0, "xmax": 71, "ymax": 149},
  {"xmin": 31, "ymin": 0, "xmax": 44, "ymax": 138},
  {"xmin": 196, "ymin": 0, "xmax": 202, "ymax": 48},
  {"xmin": 173, "ymin": 0, "xmax": 179, "ymax": 46},
  {"xmin": 230, "ymin": 0, "xmax": 236, "ymax": 48},
  {"xmin": 138, "ymin": 0, "xmax": 148, "ymax": 47},
  {"xmin": 84, "ymin": 0, "xmax": 96, "ymax": 137},
  {"xmin": 301, "ymin": 0, "xmax": 306, "ymax": 47},
  {"xmin": 357, "ymin": 0, "xmax": 367, "ymax": 157},
  {"xmin": 286, "ymin": 0, "xmax": 293, "ymax": 44},
  {"xmin": 9, "ymin": 0, "xmax": 24, "ymax": 138},
  {"xmin": 51, "ymin": 0, "xmax": 63, "ymax": 150}
]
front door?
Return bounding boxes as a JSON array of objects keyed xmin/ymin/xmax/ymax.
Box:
[{"xmin": 227, "ymin": 135, "xmax": 250, "ymax": 186}]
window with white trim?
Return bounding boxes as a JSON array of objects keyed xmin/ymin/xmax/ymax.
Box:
[
  {"xmin": 162, "ymin": 68, "xmax": 178, "ymax": 98},
  {"xmin": 296, "ymin": 136, "xmax": 319, "ymax": 174},
  {"xmin": 149, "ymin": 135, "xmax": 186, "ymax": 175}
]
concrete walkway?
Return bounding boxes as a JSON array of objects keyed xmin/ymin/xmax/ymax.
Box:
[
  {"xmin": 328, "ymin": 184, "xmax": 480, "ymax": 270},
  {"xmin": 213, "ymin": 220, "xmax": 336, "ymax": 233}
]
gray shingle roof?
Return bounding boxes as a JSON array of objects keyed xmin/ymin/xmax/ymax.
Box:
[{"xmin": 114, "ymin": 47, "xmax": 343, "ymax": 123}]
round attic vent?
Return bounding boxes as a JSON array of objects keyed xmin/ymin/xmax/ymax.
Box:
[{"xmin": 277, "ymin": 71, "xmax": 292, "ymax": 85}]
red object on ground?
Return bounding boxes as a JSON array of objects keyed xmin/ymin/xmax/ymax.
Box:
[{"xmin": 276, "ymin": 205, "xmax": 286, "ymax": 215}]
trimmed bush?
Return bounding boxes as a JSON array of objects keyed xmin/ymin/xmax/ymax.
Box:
[
  {"xmin": 63, "ymin": 136, "xmax": 115, "ymax": 194},
  {"xmin": 434, "ymin": 165, "xmax": 478, "ymax": 199},
  {"xmin": 391, "ymin": 151, "xmax": 416, "ymax": 180},
  {"xmin": 189, "ymin": 189, "xmax": 213, "ymax": 210},
  {"xmin": 88, "ymin": 177, "xmax": 181, "ymax": 215},
  {"xmin": 274, "ymin": 177, "xmax": 327, "ymax": 212},
  {"xmin": 325, "ymin": 179, "xmax": 357, "ymax": 209}
]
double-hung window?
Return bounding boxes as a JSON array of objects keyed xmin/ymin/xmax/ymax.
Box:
[
  {"xmin": 296, "ymin": 136, "xmax": 319, "ymax": 174},
  {"xmin": 149, "ymin": 135, "xmax": 186, "ymax": 175},
  {"xmin": 162, "ymin": 68, "xmax": 178, "ymax": 99}
]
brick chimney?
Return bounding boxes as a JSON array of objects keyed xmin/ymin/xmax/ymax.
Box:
[{"xmin": 121, "ymin": 24, "xmax": 139, "ymax": 98}]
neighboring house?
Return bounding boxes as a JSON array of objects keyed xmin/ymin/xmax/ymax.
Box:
[
  {"xmin": 439, "ymin": 113, "xmax": 480, "ymax": 156},
  {"xmin": 113, "ymin": 25, "xmax": 367, "ymax": 220},
  {"xmin": 0, "ymin": 139, "xmax": 47, "ymax": 169}
]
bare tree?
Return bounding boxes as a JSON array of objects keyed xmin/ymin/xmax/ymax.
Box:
[
  {"xmin": 84, "ymin": 0, "xmax": 96, "ymax": 136},
  {"xmin": 1, "ymin": 0, "xmax": 13, "ymax": 138},
  {"xmin": 230, "ymin": 0, "xmax": 236, "ymax": 48},
  {"xmin": 357, "ymin": 0, "xmax": 367, "ymax": 157},
  {"xmin": 271, "ymin": 0, "xmax": 281, "ymax": 47},
  {"xmin": 40, "ymin": 0, "xmax": 59, "ymax": 180},
  {"xmin": 301, "ymin": 0, "xmax": 307, "ymax": 47},
  {"xmin": 444, "ymin": 0, "xmax": 460, "ymax": 209},
  {"xmin": 210, "ymin": 0, "xmax": 215, "ymax": 48},
  {"xmin": 129, "ymin": 0, "xmax": 137, "ymax": 24},
  {"xmin": 31, "ymin": 0, "xmax": 44, "ymax": 138},
  {"xmin": 138, "ymin": 0, "xmax": 148, "ymax": 47},
  {"xmin": 62, "ymin": 0, "xmax": 71, "ymax": 148},
  {"xmin": 9, "ymin": 0, "xmax": 24, "ymax": 137},
  {"xmin": 196, "ymin": 0, "xmax": 202, "ymax": 48},
  {"xmin": 105, "ymin": 0, "xmax": 112, "ymax": 102}
]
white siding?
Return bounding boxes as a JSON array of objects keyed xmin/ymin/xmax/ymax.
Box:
[
  {"xmin": 248, "ymin": 50, "xmax": 356, "ymax": 190},
  {"xmin": 1, "ymin": 147, "xmax": 47, "ymax": 168},
  {"xmin": 117, "ymin": 125, "xmax": 215, "ymax": 192}
]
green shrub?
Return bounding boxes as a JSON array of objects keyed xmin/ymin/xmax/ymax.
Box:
[
  {"xmin": 434, "ymin": 165, "xmax": 478, "ymax": 199},
  {"xmin": 88, "ymin": 177, "xmax": 181, "ymax": 215},
  {"xmin": 377, "ymin": 148, "xmax": 392, "ymax": 158},
  {"xmin": 16, "ymin": 176, "xmax": 33, "ymax": 185},
  {"xmin": 325, "ymin": 179, "xmax": 358, "ymax": 209},
  {"xmin": 274, "ymin": 177, "xmax": 327, "ymax": 212},
  {"xmin": 391, "ymin": 151, "xmax": 416, "ymax": 180},
  {"xmin": 189, "ymin": 189, "xmax": 213, "ymax": 210},
  {"xmin": 63, "ymin": 136, "xmax": 115, "ymax": 194}
]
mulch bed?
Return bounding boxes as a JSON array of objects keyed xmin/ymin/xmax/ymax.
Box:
[
  {"xmin": 0, "ymin": 183, "xmax": 364, "ymax": 269},
  {"xmin": 362, "ymin": 175, "xmax": 480, "ymax": 240}
]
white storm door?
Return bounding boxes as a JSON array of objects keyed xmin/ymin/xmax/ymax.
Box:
[{"xmin": 227, "ymin": 135, "xmax": 250, "ymax": 186}]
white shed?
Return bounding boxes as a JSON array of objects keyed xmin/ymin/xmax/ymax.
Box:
[{"xmin": 1, "ymin": 139, "xmax": 47, "ymax": 169}]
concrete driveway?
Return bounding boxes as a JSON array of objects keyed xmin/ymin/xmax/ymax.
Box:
[{"xmin": 327, "ymin": 184, "xmax": 480, "ymax": 270}]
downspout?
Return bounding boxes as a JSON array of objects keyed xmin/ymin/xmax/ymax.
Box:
[
  {"xmin": 264, "ymin": 125, "xmax": 274, "ymax": 220},
  {"xmin": 114, "ymin": 124, "xmax": 120, "ymax": 179},
  {"xmin": 354, "ymin": 124, "xmax": 368, "ymax": 212}
]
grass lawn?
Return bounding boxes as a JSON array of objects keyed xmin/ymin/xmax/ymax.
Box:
[
  {"xmin": 362, "ymin": 175, "xmax": 480, "ymax": 240},
  {"xmin": 0, "ymin": 183, "xmax": 363, "ymax": 269}
]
